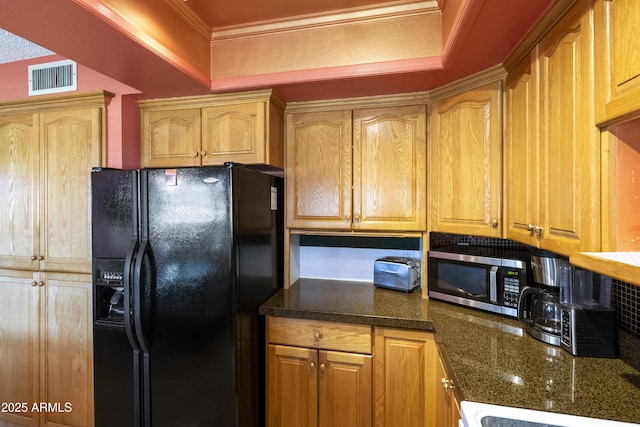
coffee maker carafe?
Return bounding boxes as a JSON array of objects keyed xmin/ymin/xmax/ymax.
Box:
[
  {"xmin": 517, "ymin": 250, "xmax": 569, "ymax": 346},
  {"xmin": 559, "ymin": 267, "xmax": 618, "ymax": 358}
]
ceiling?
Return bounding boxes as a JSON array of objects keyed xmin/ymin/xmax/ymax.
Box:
[{"xmin": 0, "ymin": 0, "xmax": 556, "ymax": 101}]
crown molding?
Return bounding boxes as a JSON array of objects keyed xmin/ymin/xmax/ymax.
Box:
[
  {"xmin": 163, "ymin": 0, "xmax": 212, "ymax": 39},
  {"xmin": 211, "ymin": 0, "xmax": 440, "ymax": 41}
]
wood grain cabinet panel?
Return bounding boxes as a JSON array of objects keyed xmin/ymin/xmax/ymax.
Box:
[
  {"xmin": 140, "ymin": 90, "xmax": 284, "ymax": 169},
  {"xmin": 537, "ymin": 0, "xmax": 600, "ymax": 254},
  {"xmin": 374, "ymin": 327, "xmax": 438, "ymax": 427},
  {"xmin": 286, "ymin": 110, "xmax": 353, "ymax": 230},
  {"xmin": 0, "ymin": 91, "xmax": 109, "ymax": 427},
  {"xmin": 0, "ymin": 113, "xmax": 39, "ymax": 270},
  {"xmin": 0, "ymin": 269, "xmax": 40, "ymax": 427},
  {"xmin": 266, "ymin": 317, "xmax": 373, "ymax": 427},
  {"xmin": 429, "ymin": 81, "xmax": 503, "ymax": 237},
  {"xmin": 286, "ymin": 104, "xmax": 426, "ymax": 231},
  {"xmin": 353, "ymin": 106, "xmax": 426, "ymax": 231},
  {"xmin": 505, "ymin": 0, "xmax": 600, "ymax": 255},
  {"xmin": 594, "ymin": 0, "xmax": 640, "ymax": 125},
  {"xmin": 142, "ymin": 108, "xmax": 201, "ymax": 168}
]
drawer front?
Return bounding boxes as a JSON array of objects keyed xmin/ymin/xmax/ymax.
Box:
[{"xmin": 268, "ymin": 316, "xmax": 372, "ymax": 354}]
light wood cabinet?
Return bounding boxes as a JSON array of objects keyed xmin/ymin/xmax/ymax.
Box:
[
  {"xmin": 373, "ymin": 327, "xmax": 438, "ymax": 427},
  {"xmin": 505, "ymin": 0, "xmax": 600, "ymax": 255},
  {"xmin": 0, "ymin": 91, "xmax": 109, "ymax": 427},
  {"xmin": 286, "ymin": 103, "xmax": 426, "ymax": 232},
  {"xmin": 428, "ymin": 78, "xmax": 504, "ymax": 238},
  {"xmin": 140, "ymin": 89, "xmax": 284, "ymax": 169},
  {"xmin": 0, "ymin": 93, "xmax": 108, "ymax": 273},
  {"xmin": 266, "ymin": 317, "xmax": 373, "ymax": 427},
  {"xmin": 594, "ymin": 0, "xmax": 640, "ymax": 126},
  {"xmin": 435, "ymin": 349, "xmax": 461, "ymax": 427},
  {"xmin": 0, "ymin": 270, "xmax": 94, "ymax": 427}
]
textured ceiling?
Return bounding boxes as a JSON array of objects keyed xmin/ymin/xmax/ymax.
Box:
[{"xmin": 0, "ymin": 28, "xmax": 52, "ymax": 64}]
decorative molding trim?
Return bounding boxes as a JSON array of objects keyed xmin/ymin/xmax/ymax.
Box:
[
  {"xmin": 163, "ymin": 0, "xmax": 211, "ymax": 39},
  {"xmin": 209, "ymin": 56, "xmax": 444, "ymax": 94},
  {"xmin": 503, "ymin": 0, "xmax": 579, "ymax": 72},
  {"xmin": 211, "ymin": 0, "xmax": 440, "ymax": 41},
  {"xmin": 428, "ymin": 63, "xmax": 506, "ymax": 101}
]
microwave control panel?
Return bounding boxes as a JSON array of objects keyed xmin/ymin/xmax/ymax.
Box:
[{"xmin": 501, "ymin": 269, "xmax": 523, "ymax": 308}]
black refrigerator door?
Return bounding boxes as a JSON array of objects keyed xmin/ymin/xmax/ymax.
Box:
[
  {"xmin": 91, "ymin": 168, "xmax": 141, "ymax": 427},
  {"xmin": 142, "ymin": 167, "xmax": 236, "ymax": 427}
]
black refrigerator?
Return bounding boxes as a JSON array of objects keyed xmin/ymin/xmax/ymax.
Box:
[{"xmin": 91, "ymin": 164, "xmax": 283, "ymax": 427}]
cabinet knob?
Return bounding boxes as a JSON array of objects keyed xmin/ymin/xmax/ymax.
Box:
[
  {"xmin": 31, "ymin": 281, "xmax": 38, "ymax": 287},
  {"xmin": 353, "ymin": 215, "xmax": 360, "ymax": 224},
  {"xmin": 31, "ymin": 255, "xmax": 37, "ymax": 261},
  {"xmin": 200, "ymin": 151, "xmax": 207, "ymax": 157},
  {"xmin": 441, "ymin": 377, "xmax": 450, "ymax": 390},
  {"xmin": 320, "ymin": 363, "xmax": 326, "ymax": 370},
  {"xmin": 527, "ymin": 223, "xmax": 535, "ymax": 233},
  {"xmin": 309, "ymin": 362, "xmax": 316, "ymax": 369},
  {"xmin": 344, "ymin": 215, "xmax": 350, "ymax": 224},
  {"xmin": 39, "ymin": 255, "xmax": 44, "ymax": 260},
  {"xmin": 314, "ymin": 330, "xmax": 322, "ymax": 339},
  {"xmin": 38, "ymin": 281, "xmax": 44, "ymax": 287},
  {"xmin": 491, "ymin": 218, "xmax": 499, "ymax": 228},
  {"xmin": 191, "ymin": 151, "xmax": 199, "ymax": 158}
]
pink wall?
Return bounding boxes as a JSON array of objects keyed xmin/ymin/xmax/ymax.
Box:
[{"xmin": 0, "ymin": 54, "xmax": 141, "ymax": 169}]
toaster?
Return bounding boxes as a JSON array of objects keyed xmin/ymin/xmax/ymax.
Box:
[{"xmin": 373, "ymin": 257, "xmax": 421, "ymax": 292}]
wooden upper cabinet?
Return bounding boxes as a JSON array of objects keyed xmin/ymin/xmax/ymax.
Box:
[
  {"xmin": 140, "ymin": 90, "xmax": 284, "ymax": 169},
  {"xmin": 40, "ymin": 108, "xmax": 102, "ymax": 273},
  {"xmin": 429, "ymin": 80, "xmax": 503, "ymax": 237},
  {"xmin": 285, "ymin": 101, "xmax": 426, "ymax": 232},
  {"xmin": 505, "ymin": 53, "xmax": 540, "ymax": 247},
  {"xmin": 594, "ymin": 0, "xmax": 640, "ymax": 125},
  {"xmin": 286, "ymin": 110, "xmax": 353, "ymax": 230},
  {"xmin": 0, "ymin": 113, "xmax": 39, "ymax": 270},
  {"xmin": 0, "ymin": 91, "xmax": 110, "ymax": 273},
  {"xmin": 142, "ymin": 108, "xmax": 201, "ymax": 168},
  {"xmin": 353, "ymin": 106, "xmax": 426, "ymax": 231},
  {"xmin": 505, "ymin": 0, "xmax": 599, "ymax": 255},
  {"xmin": 537, "ymin": 0, "xmax": 600, "ymax": 254}
]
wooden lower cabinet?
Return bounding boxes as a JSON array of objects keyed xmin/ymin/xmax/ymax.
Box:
[
  {"xmin": 267, "ymin": 318, "xmax": 461, "ymax": 427},
  {"xmin": 0, "ymin": 270, "xmax": 93, "ymax": 427},
  {"xmin": 266, "ymin": 317, "xmax": 373, "ymax": 427},
  {"xmin": 267, "ymin": 345, "xmax": 373, "ymax": 427},
  {"xmin": 374, "ymin": 327, "xmax": 439, "ymax": 427}
]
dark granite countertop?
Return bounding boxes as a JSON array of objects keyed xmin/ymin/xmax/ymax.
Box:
[{"xmin": 259, "ymin": 279, "xmax": 640, "ymax": 424}]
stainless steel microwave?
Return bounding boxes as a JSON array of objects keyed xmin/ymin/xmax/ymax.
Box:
[{"xmin": 427, "ymin": 246, "xmax": 530, "ymax": 318}]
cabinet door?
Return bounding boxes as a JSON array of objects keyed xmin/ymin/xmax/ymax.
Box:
[
  {"xmin": 594, "ymin": 0, "xmax": 640, "ymax": 125},
  {"xmin": 40, "ymin": 108, "xmax": 101, "ymax": 273},
  {"xmin": 0, "ymin": 269, "xmax": 40, "ymax": 427},
  {"xmin": 538, "ymin": 0, "xmax": 600, "ymax": 254},
  {"xmin": 0, "ymin": 113, "xmax": 40, "ymax": 270},
  {"xmin": 505, "ymin": 53, "xmax": 540, "ymax": 247},
  {"xmin": 267, "ymin": 344, "xmax": 318, "ymax": 427},
  {"xmin": 374, "ymin": 328, "xmax": 437, "ymax": 427},
  {"xmin": 202, "ymin": 101, "xmax": 265, "ymax": 166},
  {"xmin": 142, "ymin": 108, "xmax": 201, "ymax": 168},
  {"xmin": 286, "ymin": 111, "xmax": 352, "ymax": 229},
  {"xmin": 429, "ymin": 82, "xmax": 502, "ymax": 237},
  {"xmin": 319, "ymin": 350, "xmax": 372, "ymax": 427},
  {"xmin": 40, "ymin": 272, "xmax": 93, "ymax": 427},
  {"xmin": 353, "ymin": 106, "xmax": 426, "ymax": 231}
]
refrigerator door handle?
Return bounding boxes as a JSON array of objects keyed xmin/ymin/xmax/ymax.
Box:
[
  {"xmin": 123, "ymin": 239, "xmax": 141, "ymax": 351},
  {"xmin": 133, "ymin": 237, "xmax": 151, "ymax": 353}
]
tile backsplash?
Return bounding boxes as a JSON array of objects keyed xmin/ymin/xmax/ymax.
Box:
[{"xmin": 430, "ymin": 232, "xmax": 640, "ymax": 338}]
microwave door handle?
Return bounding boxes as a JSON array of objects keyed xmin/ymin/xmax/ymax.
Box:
[{"xmin": 489, "ymin": 266, "xmax": 499, "ymax": 303}]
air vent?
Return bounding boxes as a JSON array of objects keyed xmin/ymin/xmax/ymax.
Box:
[{"xmin": 28, "ymin": 59, "xmax": 77, "ymax": 96}]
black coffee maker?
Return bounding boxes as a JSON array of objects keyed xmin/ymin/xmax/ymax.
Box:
[{"xmin": 517, "ymin": 250, "xmax": 568, "ymax": 346}]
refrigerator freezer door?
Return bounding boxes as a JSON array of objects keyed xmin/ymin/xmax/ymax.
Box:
[{"xmin": 142, "ymin": 167, "xmax": 236, "ymax": 426}]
